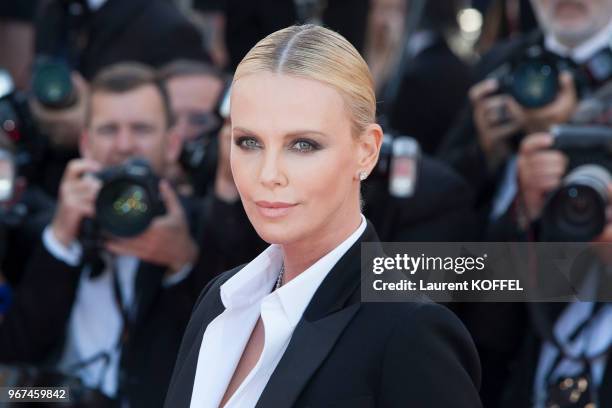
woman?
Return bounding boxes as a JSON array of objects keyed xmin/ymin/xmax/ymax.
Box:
[{"xmin": 164, "ymin": 25, "xmax": 482, "ymax": 408}]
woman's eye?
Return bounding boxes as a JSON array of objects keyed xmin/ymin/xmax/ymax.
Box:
[
  {"xmin": 236, "ymin": 137, "xmax": 260, "ymax": 149},
  {"xmin": 291, "ymin": 140, "xmax": 318, "ymax": 152}
]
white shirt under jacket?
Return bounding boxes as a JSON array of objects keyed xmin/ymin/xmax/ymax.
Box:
[{"xmin": 188, "ymin": 215, "xmax": 367, "ymax": 408}]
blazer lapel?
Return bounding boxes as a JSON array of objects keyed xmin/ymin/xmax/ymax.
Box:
[
  {"xmin": 166, "ymin": 272, "xmax": 234, "ymax": 407},
  {"xmin": 256, "ymin": 222, "xmax": 382, "ymax": 408}
]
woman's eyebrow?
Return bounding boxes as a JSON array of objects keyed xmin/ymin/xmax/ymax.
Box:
[
  {"xmin": 232, "ymin": 126, "xmax": 255, "ymax": 135},
  {"xmin": 232, "ymin": 127, "xmax": 328, "ymax": 139},
  {"xmin": 284, "ymin": 130, "xmax": 328, "ymax": 139}
]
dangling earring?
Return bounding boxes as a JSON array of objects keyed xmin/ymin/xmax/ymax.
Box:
[{"xmin": 358, "ymin": 171, "xmax": 368, "ymax": 181}]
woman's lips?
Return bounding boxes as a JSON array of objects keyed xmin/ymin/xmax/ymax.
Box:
[{"xmin": 254, "ymin": 201, "xmax": 298, "ymax": 218}]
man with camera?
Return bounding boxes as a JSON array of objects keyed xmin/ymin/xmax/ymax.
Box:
[
  {"xmin": 438, "ymin": 0, "xmax": 612, "ymax": 234},
  {"xmin": 437, "ymin": 0, "xmax": 612, "ymax": 405},
  {"xmin": 11, "ymin": 62, "xmax": 254, "ymax": 407},
  {"xmin": 159, "ymin": 60, "xmax": 229, "ymax": 198}
]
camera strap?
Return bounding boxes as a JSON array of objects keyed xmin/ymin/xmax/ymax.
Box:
[{"xmin": 528, "ymin": 262, "xmax": 612, "ymax": 406}]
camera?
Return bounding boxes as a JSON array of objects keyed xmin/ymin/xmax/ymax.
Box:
[
  {"xmin": 0, "ymin": 69, "xmax": 46, "ymax": 180},
  {"xmin": 178, "ymin": 81, "xmax": 231, "ymax": 196},
  {"xmin": 31, "ymin": 57, "xmax": 76, "ymax": 110},
  {"xmin": 373, "ymin": 133, "xmax": 420, "ymax": 198},
  {"xmin": 490, "ymin": 45, "xmax": 570, "ymax": 109},
  {"xmin": 540, "ymin": 125, "xmax": 612, "ymax": 241},
  {"xmin": 82, "ymin": 158, "xmax": 165, "ymax": 242}
]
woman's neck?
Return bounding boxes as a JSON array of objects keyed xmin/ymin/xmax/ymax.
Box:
[{"xmin": 280, "ymin": 211, "xmax": 362, "ymax": 284}]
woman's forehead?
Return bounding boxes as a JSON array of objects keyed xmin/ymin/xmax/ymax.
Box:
[{"xmin": 230, "ymin": 72, "xmax": 352, "ymax": 136}]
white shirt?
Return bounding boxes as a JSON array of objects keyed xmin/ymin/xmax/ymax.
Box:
[
  {"xmin": 533, "ymin": 267, "xmax": 612, "ymax": 407},
  {"xmin": 545, "ymin": 19, "xmax": 612, "ymax": 64},
  {"xmin": 189, "ymin": 215, "xmax": 367, "ymax": 408},
  {"xmin": 42, "ymin": 226, "xmax": 192, "ymax": 397}
]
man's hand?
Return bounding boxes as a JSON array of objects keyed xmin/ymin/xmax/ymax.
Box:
[
  {"xmin": 105, "ymin": 180, "xmax": 199, "ymax": 274},
  {"xmin": 471, "ymin": 72, "xmax": 578, "ymax": 164},
  {"xmin": 519, "ymin": 71, "xmax": 578, "ymax": 133},
  {"xmin": 517, "ymin": 133, "xmax": 568, "ymax": 221},
  {"xmin": 471, "ymin": 78, "xmax": 524, "ymax": 164},
  {"xmin": 29, "ymin": 71, "xmax": 89, "ymax": 149},
  {"xmin": 51, "ymin": 159, "xmax": 102, "ymax": 247}
]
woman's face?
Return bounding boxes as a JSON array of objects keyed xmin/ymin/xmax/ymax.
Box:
[{"xmin": 230, "ymin": 72, "xmax": 374, "ymax": 245}]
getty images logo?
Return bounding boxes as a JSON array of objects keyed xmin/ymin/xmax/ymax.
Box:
[{"xmin": 372, "ymin": 253, "xmax": 488, "ymax": 275}]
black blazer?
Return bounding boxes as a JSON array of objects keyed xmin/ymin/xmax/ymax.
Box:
[
  {"xmin": 165, "ymin": 222, "xmax": 482, "ymax": 407},
  {"xmin": 386, "ymin": 36, "xmax": 471, "ymax": 155},
  {"xmin": 36, "ymin": 0, "xmax": 209, "ymax": 80},
  {"xmin": 363, "ymin": 155, "xmax": 479, "ymax": 242}
]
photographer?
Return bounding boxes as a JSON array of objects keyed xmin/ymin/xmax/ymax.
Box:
[
  {"xmin": 437, "ymin": 1, "xmax": 612, "ymax": 405},
  {"xmin": 27, "ymin": 0, "xmax": 210, "ymax": 197},
  {"xmin": 159, "ymin": 60, "xmax": 228, "ymax": 197},
  {"xmin": 10, "ymin": 62, "xmax": 256, "ymax": 407},
  {"xmin": 437, "ymin": 0, "xmax": 612, "ymax": 235}
]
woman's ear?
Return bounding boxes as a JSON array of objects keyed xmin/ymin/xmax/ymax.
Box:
[{"xmin": 355, "ymin": 123, "xmax": 383, "ymax": 178}]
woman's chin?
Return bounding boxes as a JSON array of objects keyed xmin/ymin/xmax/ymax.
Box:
[{"xmin": 250, "ymin": 219, "xmax": 304, "ymax": 245}]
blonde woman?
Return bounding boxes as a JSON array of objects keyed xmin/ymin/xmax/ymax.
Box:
[{"xmin": 164, "ymin": 25, "xmax": 482, "ymax": 408}]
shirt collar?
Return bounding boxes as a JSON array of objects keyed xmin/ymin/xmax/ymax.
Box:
[
  {"xmin": 275, "ymin": 214, "xmax": 367, "ymax": 327},
  {"xmin": 544, "ymin": 19, "xmax": 612, "ymax": 63},
  {"xmin": 220, "ymin": 215, "xmax": 367, "ymax": 327}
]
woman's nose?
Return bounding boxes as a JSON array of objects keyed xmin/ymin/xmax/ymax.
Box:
[{"xmin": 259, "ymin": 150, "xmax": 288, "ymax": 189}]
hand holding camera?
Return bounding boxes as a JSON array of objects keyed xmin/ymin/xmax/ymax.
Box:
[
  {"xmin": 51, "ymin": 158, "xmax": 102, "ymax": 247},
  {"xmin": 470, "ymin": 78, "xmax": 524, "ymax": 164},
  {"xmin": 517, "ymin": 132, "xmax": 568, "ymax": 222},
  {"xmin": 51, "ymin": 158, "xmax": 198, "ymax": 272},
  {"xmin": 518, "ymin": 125, "xmax": 612, "ymax": 242},
  {"xmin": 104, "ymin": 179, "xmax": 199, "ymax": 273},
  {"xmin": 471, "ymin": 72, "xmax": 577, "ymax": 162},
  {"xmin": 28, "ymin": 68, "xmax": 89, "ymax": 149}
]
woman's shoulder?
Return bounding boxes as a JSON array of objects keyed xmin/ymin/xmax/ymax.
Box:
[
  {"xmin": 358, "ymin": 301, "xmax": 482, "ymax": 405},
  {"xmin": 359, "ymin": 300, "xmax": 466, "ymax": 335}
]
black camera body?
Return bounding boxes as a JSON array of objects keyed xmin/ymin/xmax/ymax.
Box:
[
  {"xmin": 490, "ymin": 44, "xmax": 569, "ymax": 109},
  {"xmin": 0, "ymin": 70, "xmax": 47, "ymax": 180},
  {"xmin": 82, "ymin": 159, "xmax": 165, "ymax": 245},
  {"xmin": 540, "ymin": 125, "xmax": 612, "ymax": 241}
]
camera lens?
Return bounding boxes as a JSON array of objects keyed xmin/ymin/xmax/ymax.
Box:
[
  {"xmin": 32, "ymin": 60, "xmax": 75, "ymax": 109},
  {"xmin": 510, "ymin": 60, "xmax": 559, "ymax": 108},
  {"xmin": 542, "ymin": 165, "xmax": 610, "ymax": 241},
  {"xmin": 96, "ymin": 180, "xmax": 155, "ymax": 237},
  {"xmin": 556, "ymin": 185, "xmax": 602, "ymax": 228}
]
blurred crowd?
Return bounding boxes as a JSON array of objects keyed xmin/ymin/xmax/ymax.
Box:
[{"xmin": 0, "ymin": 0, "xmax": 611, "ymax": 406}]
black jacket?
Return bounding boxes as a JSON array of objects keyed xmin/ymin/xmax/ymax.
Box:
[
  {"xmin": 386, "ymin": 35, "xmax": 471, "ymax": 155},
  {"xmin": 0, "ymin": 194, "xmax": 263, "ymax": 407},
  {"xmin": 36, "ymin": 0, "xmax": 209, "ymax": 80},
  {"xmin": 436, "ymin": 31, "xmax": 543, "ymax": 208},
  {"xmin": 363, "ymin": 154, "xmax": 479, "ymax": 242},
  {"xmin": 165, "ymin": 222, "xmax": 482, "ymax": 407}
]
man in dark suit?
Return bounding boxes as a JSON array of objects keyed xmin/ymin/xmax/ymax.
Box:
[
  {"xmin": 385, "ymin": 34, "xmax": 471, "ymax": 155},
  {"xmin": 35, "ymin": 0, "xmax": 209, "ymax": 80},
  {"xmin": 5, "ymin": 62, "xmax": 258, "ymax": 407},
  {"xmin": 363, "ymin": 154, "xmax": 479, "ymax": 242},
  {"xmin": 165, "ymin": 222, "xmax": 483, "ymax": 408},
  {"xmin": 437, "ymin": 0, "xmax": 612, "ymax": 405},
  {"xmin": 193, "ymin": 0, "xmax": 370, "ymax": 70}
]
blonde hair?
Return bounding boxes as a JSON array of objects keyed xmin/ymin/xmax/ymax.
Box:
[{"xmin": 234, "ymin": 24, "xmax": 376, "ymax": 136}]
